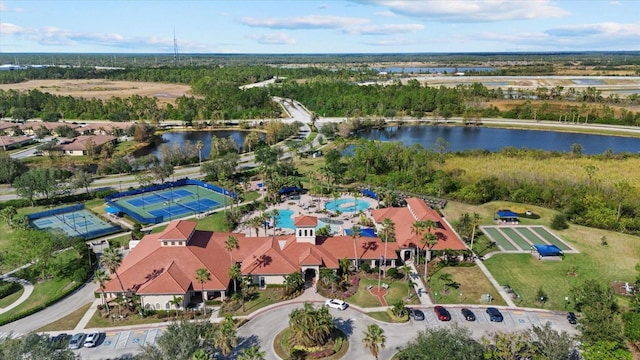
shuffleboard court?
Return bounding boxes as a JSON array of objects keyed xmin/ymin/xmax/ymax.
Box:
[
  {"xmin": 530, "ymin": 226, "xmax": 571, "ymax": 250},
  {"xmin": 500, "ymin": 227, "xmax": 532, "ymax": 251},
  {"xmin": 483, "ymin": 227, "xmax": 517, "ymax": 251},
  {"xmin": 516, "ymin": 227, "xmax": 549, "ymax": 246}
]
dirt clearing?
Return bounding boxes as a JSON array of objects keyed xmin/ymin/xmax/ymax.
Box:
[{"xmin": 0, "ymin": 79, "xmax": 193, "ymax": 105}]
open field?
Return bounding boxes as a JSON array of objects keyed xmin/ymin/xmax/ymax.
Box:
[
  {"xmin": 0, "ymin": 79, "xmax": 193, "ymax": 105},
  {"xmin": 443, "ymin": 200, "xmax": 640, "ymax": 310},
  {"xmin": 442, "ymin": 154, "xmax": 640, "ymax": 191}
]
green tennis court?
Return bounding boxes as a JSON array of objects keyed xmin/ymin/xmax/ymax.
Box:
[
  {"xmin": 481, "ymin": 225, "xmax": 576, "ymax": 253},
  {"xmin": 500, "ymin": 228, "xmax": 532, "ymax": 250},
  {"xmin": 530, "ymin": 226, "xmax": 572, "ymax": 250},
  {"xmin": 111, "ymin": 184, "xmax": 232, "ymax": 223}
]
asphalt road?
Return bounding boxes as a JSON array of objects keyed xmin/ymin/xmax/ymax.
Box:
[{"xmin": 237, "ymin": 302, "xmax": 579, "ymax": 360}]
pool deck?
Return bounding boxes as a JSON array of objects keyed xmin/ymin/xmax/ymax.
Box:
[{"xmin": 237, "ymin": 193, "xmax": 379, "ymax": 237}]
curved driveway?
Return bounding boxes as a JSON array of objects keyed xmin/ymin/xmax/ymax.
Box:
[{"xmin": 237, "ymin": 301, "xmax": 579, "ymax": 360}]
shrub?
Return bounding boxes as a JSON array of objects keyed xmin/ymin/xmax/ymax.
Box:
[
  {"xmin": 386, "ymin": 267, "xmax": 399, "ymax": 279},
  {"xmin": 72, "ymin": 267, "xmax": 88, "ymax": 283},
  {"xmin": 550, "ymin": 213, "xmax": 569, "ymax": 230},
  {"xmin": 360, "ymin": 262, "xmax": 371, "ymax": 273},
  {"xmin": 0, "ymin": 280, "xmax": 21, "ymax": 298},
  {"xmin": 310, "ymin": 349, "xmax": 335, "ymax": 358}
]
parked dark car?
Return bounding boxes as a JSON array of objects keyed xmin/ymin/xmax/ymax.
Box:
[
  {"xmin": 461, "ymin": 308, "xmax": 476, "ymax": 321},
  {"xmin": 49, "ymin": 333, "xmax": 71, "ymax": 349},
  {"xmin": 567, "ymin": 312, "xmax": 577, "ymax": 325},
  {"xmin": 486, "ymin": 307, "xmax": 504, "ymax": 322},
  {"xmin": 408, "ymin": 308, "xmax": 425, "ymax": 321},
  {"xmin": 434, "ymin": 306, "xmax": 451, "ymax": 321}
]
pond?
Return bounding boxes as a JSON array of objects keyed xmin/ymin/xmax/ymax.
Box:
[
  {"xmin": 354, "ymin": 126, "xmax": 640, "ymax": 154},
  {"xmin": 135, "ymin": 130, "xmax": 265, "ymax": 160}
]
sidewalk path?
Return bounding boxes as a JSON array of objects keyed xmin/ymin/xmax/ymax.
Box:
[
  {"xmin": 74, "ymin": 298, "xmax": 101, "ymax": 331},
  {"xmin": 0, "ymin": 276, "xmax": 33, "ymax": 315},
  {"xmin": 407, "ymin": 261, "xmax": 433, "ymax": 306}
]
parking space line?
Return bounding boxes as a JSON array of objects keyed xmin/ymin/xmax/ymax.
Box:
[
  {"xmin": 505, "ymin": 311, "xmax": 516, "ymax": 326},
  {"xmin": 452, "ymin": 309, "xmax": 463, "ymax": 323},
  {"xmin": 116, "ymin": 331, "xmax": 130, "ymax": 349},
  {"xmin": 477, "ymin": 311, "xmax": 489, "ymax": 324},
  {"xmin": 145, "ymin": 328, "xmax": 159, "ymax": 346},
  {"xmin": 527, "ymin": 313, "xmax": 543, "ymax": 326}
]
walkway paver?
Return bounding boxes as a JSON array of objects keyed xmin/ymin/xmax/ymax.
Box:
[{"xmin": 407, "ymin": 261, "xmax": 433, "ymax": 305}]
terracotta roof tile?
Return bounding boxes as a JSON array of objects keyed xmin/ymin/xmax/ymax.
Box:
[
  {"xmin": 159, "ymin": 220, "xmax": 196, "ymax": 241},
  {"xmin": 294, "ymin": 216, "xmax": 318, "ymax": 227}
]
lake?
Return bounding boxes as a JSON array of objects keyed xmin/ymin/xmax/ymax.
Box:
[
  {"xmin": 376, "ymin": 66, "xmax": 495, "ymax": 74},
  {"xmin": 355, "ymin": 126, "xmax": 640, "ymax": 154},
  {"xmin": 135, "ymin": 130, "xmax": 265, "ymax": 160}
]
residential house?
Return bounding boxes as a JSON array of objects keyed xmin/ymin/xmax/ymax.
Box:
[{"xmin": 58, "ymin": 135, "xmax": 116, "ymax": 156}]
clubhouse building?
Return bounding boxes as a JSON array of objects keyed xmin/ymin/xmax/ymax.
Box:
[{"xmin": 102, "ymin": 197, "xmax": 466, "ymax": 310}]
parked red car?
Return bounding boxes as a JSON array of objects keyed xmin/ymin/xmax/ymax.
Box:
[{"xmin": 434, "ymin": 306, "xmax": 451, "ymax": 321}]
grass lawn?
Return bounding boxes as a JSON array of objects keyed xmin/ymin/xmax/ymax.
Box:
[
  {"xmin": 36, "ymin": 302, "xmax": 92, "ymax": 332},
  {"xmin": 0, "ymin": 276, "xmax": 77, "ymax": 324},
  {"xmin": 108, "ymin": 234, "xmax": 132, "ymax": 248},
  {"xmin": 85, "ymin": 310, "xmax": 175, "ymax": 328},
  {"xmin": 444, "ymin": 200, "xmax": 640, "ymax": 310},
  {"xmin": 484, "ymin": 223, "xmax": 640, "ymax": 310},
  {"xmin": 428, "ymin": 265, "xmax": 506, "ymax": 306},
  {"xmin": 346, "ymin": 277, "xmax": 419, "ymax": 308},
  {"xmin": 0, "ymin": 250, "xmax": 89, "ymax": 325},
  {"xmin": 227, "ymin": 288, "xmax": 282, "ymax": 316},
  {"xmin": 0, "ymin": 286, "xmax": 24, "ymax": 309},
  {"xmin": 367, "ymin": 310, "xmax": 409, "ymax": 323}
]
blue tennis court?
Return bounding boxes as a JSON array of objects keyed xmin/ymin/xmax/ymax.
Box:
[
  {"xmin": 28, "ymin": 206, "xmax": 122, "ymax": 240},
  {"xmin": 107, "ymin": 181, "xmax": 233, "ymax": 224}
]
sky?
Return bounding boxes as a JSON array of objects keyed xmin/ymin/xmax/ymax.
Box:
[{"xmin": 0, "ymin": 0, "xmax": 638, "ymax": 54}]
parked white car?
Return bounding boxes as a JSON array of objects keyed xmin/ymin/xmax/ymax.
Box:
[
  {"xmin": 83, "ymin": 332, "xmax": 100, "ymax": 348},
  {"xmin": 325, "ymin": 299, "xmax": 348, "ymax": 310}
]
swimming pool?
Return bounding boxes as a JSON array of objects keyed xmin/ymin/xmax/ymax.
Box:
[
  {"xmin": 274, "ymin": 209, "xmax": 341, "ymax": 233},
  {"xmin": 325, "ymin": 198, "xmax": 370, "ymax": 213}
]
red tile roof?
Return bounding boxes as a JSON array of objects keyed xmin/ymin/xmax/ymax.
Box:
[
  {"xmin": 104, "ymin": 200, "xmax": 463, "ymax": 296},
  {"xmin": 159, "ymin": 220, "xmax": 196, "ymax": 241},
  {"xmin": 294, "ymin": 216, "xmax": 318, "ymax": 227},
  {"xmin": 59, "ymin": 135, "xmax": 116, "ymax": 151},
  {"xmin": 371, "ymin": 197, "xmax": 467, "ymax": 251}
]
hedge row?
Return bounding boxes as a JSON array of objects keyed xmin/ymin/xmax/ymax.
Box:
[
  {"xmin": 0, "ymin": 262, "xmax": 96, "ymax": 327},
  {"xmin": 0, "ymin": 280, "xmax": 22, "ymax": 299}
]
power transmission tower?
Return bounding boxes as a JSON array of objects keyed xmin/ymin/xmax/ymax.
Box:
[{"xmin": 173, "ymin": 29, "xmax": 179, "ymax": 67}]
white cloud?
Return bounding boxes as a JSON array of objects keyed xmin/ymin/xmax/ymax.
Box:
[
  {"xmin": 545, "ymin": 22, "xmax": 640, "ymax": 38},
  {"xmin": 362, "ymin": 37, "xmax": 420, "ymax": 46},
  {"xmin": 240, "ymin": 15, "xmax": 369, "ymax": 30},
  {"xmin": 247, "ymin": 33, "xmax": 296, "ymax": 45},
  {"xmin": 0, "ymin": 22, "xmax": 210, "ymax": 52},
  {"xmin": 357, "ymin": 0, "xmax": 569, "ymax": 22},
  {"xmin": 345, "ymin": 23, "xmax": 424, "ymax": 35},
  {"xmin": 375, "ymin": 10, "xmax": 396, "ymax": 17},
  {"xmin": 0, "ymin": 1, "xmax": 23, "ymax": 12},
  {"xmin": 471, "ymin": 22, "xmax": 640, "ymax": 50}
]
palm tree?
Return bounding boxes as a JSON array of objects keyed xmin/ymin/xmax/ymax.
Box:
[
  {"xmin": 422, "ymin": 232, "xmax": 438, "ymax": 279},
  {"xmin": 248, "ymin": 216, "xmax": 263, "ymax": 237},
  {"xmin": 353, "ymin": 191, "xmax": 361, "ymax": 212},
  {"xmin": 238, "ymin": 345, "xmax": 266, "ymax": 360},
  {"xmin": 410, "ymin": 220, "xmax": 425, "ymax": 264},
  {"xmin": 195, "ymin": 268, "xmax": 211, "ymax": 315},
  {"xmin": 213, "ymin": 315, "xmax": 238, "ymax": 358},
  {"xmin": 470, "ymin": 212, "xmax": 481, "ymax": 256},
  {"xmin": 192, "ymin": 349, "xmax": 211, "ymax": 360},
  {"xmin": 100, "ymin": 247, "xmax": 125, "ymax": 295},
  {"xmin": 196, "ymin": 140, "xmax": 204, "ymax": 165},
  {"xmin": 362, "ymin": 324, "xmax": 386, "ymax": 360},
  {"xmin": 94, "ymin": 268, "xmax": 110, "ymax": 315},
  {"xmin": 169, "ymin": 295, "xmax": 183, "ymax": 316},
  {"xmin": 224, "ymin": 235, "xmax": 239, "ymax": 264},
  {"xmin": 381, "ymin": 218, "xmax": 395, "ymax": 275},
  {"xmin": 289, "ymin": 302, "xmax": 336, "ymax": 348},
  {"xmin": 228, "ymin": 264, "xmax": 241, "ymax": 295},
  {"xmin": 350, "ymin": 225, "xmax": 361, "ymax": 271}
]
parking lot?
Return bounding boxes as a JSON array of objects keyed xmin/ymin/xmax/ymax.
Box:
[
  {"xmin": 406, "ymin": 306, "xmax": 578, "ymax": 339},
  {"xmin": 73, "ymin": 327, "xmax": 163, "ymax": 359}
]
